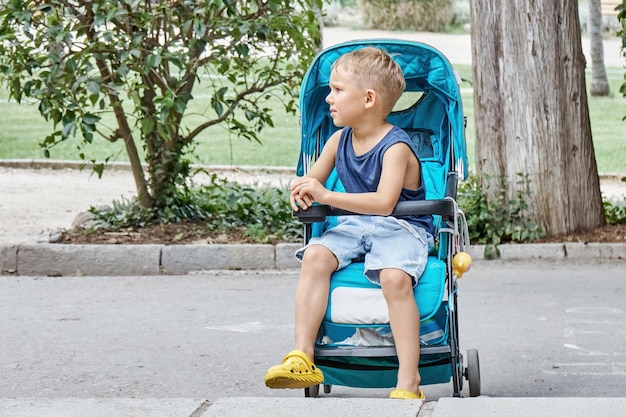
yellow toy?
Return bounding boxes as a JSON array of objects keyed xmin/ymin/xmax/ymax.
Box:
[{"xmin": 452, "ymin": 252, "xmax": 472, "ymax": 278}]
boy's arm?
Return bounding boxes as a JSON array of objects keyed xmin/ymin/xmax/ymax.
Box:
[
  {"xmin": 292, "ymin": 142, "xmax": 416, "ymax": 215},
  {"xmin": 290, "ymin": 131, "xmax": 340, "ymax": 211},
  {"xmin": 304, "ymin": 132, "xmax": 340, "ymax": 183}
]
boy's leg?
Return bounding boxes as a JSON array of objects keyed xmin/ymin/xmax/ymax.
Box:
[
  {"xmin": 364, "ymin": 218, "xmax": 432, "ymax": 397},
  {"xmin": 379, "ymin": 268, "xmax": 422, "ymax": 396},
  {"xmin": 294, "ymin": 244, "xmax": 339, "ymax": 359},
  {"xmin": 264, "ymin": 244, "xmax": 338, "ymax": 389}
]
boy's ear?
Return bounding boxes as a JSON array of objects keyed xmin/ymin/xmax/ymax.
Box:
[{"xmin": 364, "ymin": 89, "xmax": 376, "ymax": 108}]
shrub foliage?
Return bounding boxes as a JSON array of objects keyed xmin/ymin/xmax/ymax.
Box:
[{"xmin": 359, "ymin": 0, "xmax": 454, "ymax": 31}]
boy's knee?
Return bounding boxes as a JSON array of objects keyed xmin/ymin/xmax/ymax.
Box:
[
  {"xmin": 301, "ymin": 244, "xmax": 338, "ymax": 271},
  {"xmin": 380, "ymin": 269, "xmax": 413, "ymax": 298}
]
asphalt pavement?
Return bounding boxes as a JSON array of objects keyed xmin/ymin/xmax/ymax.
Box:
[{"xmin": 1, "ymin": 261, "xmax": 626, "ymax": 416}]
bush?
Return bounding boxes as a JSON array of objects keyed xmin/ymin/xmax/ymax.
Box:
[
  {"xmin": 604, "ymin": 197, "xmax": 626, "ymax": 224},
  {"xmin": 359, "ymin": 0, "xmax": 454, "ymax": 32},
  {"xmin": 85, "ymin": 172, "xmax": 625, "ymax": 248},
  {"xmin": 87, "ymin": 175, "xmax": 302, "ymax": 244},
  {"xmin": 323, "ymin": 0, "xmax": 363, "ymax": 27},
  {"xmin": 194, "ymin": 175, "xmax": 302, "ymax": 243},
  {"xmin": 457, "ymin": 174, "xmax": 544, "ymax": 255}
]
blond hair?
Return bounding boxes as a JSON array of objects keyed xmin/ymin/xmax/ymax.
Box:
[{"xmin": 332, "ymin": 47, "xmax": 405, "ymax": 114}]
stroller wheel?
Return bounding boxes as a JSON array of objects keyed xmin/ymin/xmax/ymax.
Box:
[
  {"xmin": 465, "ymin": 348, "xmax": 481, "ymax": 397},
  {"xmin": 304, "ymin": 384, "xmax": 320, "ymax": 398}
]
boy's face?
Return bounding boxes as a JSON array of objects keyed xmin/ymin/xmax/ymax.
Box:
[{"xmin": 325, "ymin": 65, "xmax": 369, "ymax": 127}]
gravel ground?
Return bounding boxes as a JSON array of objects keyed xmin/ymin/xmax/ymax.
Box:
[{"xmin": 0, "ymin": 165, "xmax": 294, "ymax": 245}]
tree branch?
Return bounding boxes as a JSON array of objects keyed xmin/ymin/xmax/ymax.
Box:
[{"xmin": 184, "ymin": 76, "xmax": 288, "ymax": 145}]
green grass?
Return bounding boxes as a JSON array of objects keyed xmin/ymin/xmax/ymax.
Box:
[
  {"xmin": 584, "ymin": 67, "xmax": 626, "ymax": 174},
  {"xmin": 0, "ymin": 87, "xmax": 303, "ymax": 167},
  {"xmin": 1, "ymin": 64, "xmax": 624, "ymax": 173}
]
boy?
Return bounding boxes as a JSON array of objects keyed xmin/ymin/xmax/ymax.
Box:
[{"xmin": 264, "ymin": 47, "xmax": 434, "ymax": 399}]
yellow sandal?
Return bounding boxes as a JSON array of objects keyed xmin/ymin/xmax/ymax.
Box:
[
  {"xmin": 389, "ymin": 389, "xmax": 426, "ymax": 399},
  {"xmin": 264, "ymin": 350, "xmax": 324, "ymax": 389}
]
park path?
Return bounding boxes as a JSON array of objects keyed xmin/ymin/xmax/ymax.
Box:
[{"xmin": 322, "ymin": 27, "xmax": 625, "ymax": 68}]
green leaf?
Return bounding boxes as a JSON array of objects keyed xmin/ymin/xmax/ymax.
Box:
[
  {"xmin": 173, "ymin": 98, "xmax": 187, "ymax": 114},
  {"xmin": 87, "ymin": 80, "xmax": 100, "ymax": 95},
  {"xmin": 82, "ymin": 113, "xmax": 101, "ymax": 126},
  {"xmin": 141, "ymin": 118, "xmax": 155, "ymax": 135},
  {"xmin": 212, "ymin": 100, "xmax": 223, "ymax": 117},
  {"xmin": 61, "ymin": 120, "xmax": 76, "ymax": 139},
  {"xmin": 145, "ymin": 54, "xmax": 162, "ymax": 71}
]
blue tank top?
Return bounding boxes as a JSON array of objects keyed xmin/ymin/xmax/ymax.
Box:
[{"xmin": 335, "ymin": 126, "xmax": 434, "ymax": 235}]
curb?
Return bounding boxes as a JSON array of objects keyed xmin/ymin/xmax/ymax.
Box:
[
  {"xmin": 466, "ymin": 242, "xmax": 626, "ymax": 261},
  {"xmin": 0, "ymin": 243, "xmax": 303, "ymax": 276},
  {"xmin": 1, "ymin": 242, "xmax": 624, "ymax": 276}
]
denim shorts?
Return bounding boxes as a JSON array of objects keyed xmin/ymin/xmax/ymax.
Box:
[{"xmin": 295, "ymin": 215, "xmax": 434, "ymax": 287}]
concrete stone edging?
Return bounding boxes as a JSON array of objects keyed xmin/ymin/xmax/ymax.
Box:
[
  {"xmin": 0, "ymin": 243, "xmax": 303, "ymax": 276},
  {"xmin": 466, "ymin": 242, "xmax": 626, "ymax": 261},
  {"xmin": 1, "ymin": 242, "xmax": 624, "ymax": 276}
]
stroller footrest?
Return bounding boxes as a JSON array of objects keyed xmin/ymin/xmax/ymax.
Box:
[{"xmin": 315, "ymin": 344, "xmax": 451, "ymax": 358}]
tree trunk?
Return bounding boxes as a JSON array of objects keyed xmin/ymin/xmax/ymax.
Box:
[
  {"xmin": 589, "ymin": 0, "xmax": 611, "ymax": 96},
  {"xmin": 470, "ymin": 0, "xmax": 605, "ymax": 236}
]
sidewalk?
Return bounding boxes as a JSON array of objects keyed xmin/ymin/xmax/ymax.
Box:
[{"xmin": 3, "ymin": 397, "xmax": 626, "ymax": 417}]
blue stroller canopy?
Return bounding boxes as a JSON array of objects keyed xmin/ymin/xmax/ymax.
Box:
[{"xmin": 297, "ymin": 39, "xmax": 468, "ymax": 179}]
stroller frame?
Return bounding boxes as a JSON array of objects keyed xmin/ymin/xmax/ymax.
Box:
[{"xmin": 293, "ymin": 39, "xmax": 480, "ymax": 398}]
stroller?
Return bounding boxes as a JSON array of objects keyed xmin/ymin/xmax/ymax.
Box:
[{"xmin": 293, "ymin": 39, "xmax": 480, "ymax": 398}]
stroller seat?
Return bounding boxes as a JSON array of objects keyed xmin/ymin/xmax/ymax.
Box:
[
  {"xmin": 325, "ymin": 258, "xmax": 446, "ymax": 327},
  {"xmin": 312, "ymin": 168, "xmax": 447, "ymax": 333}
]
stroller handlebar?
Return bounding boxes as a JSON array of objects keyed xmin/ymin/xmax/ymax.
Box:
[{"xmin": 294, "ymin": 199, "xmax": 457, "ymax": 224}]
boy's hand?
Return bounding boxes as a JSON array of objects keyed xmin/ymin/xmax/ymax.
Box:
[{"xmin": 290, "ymin": 177, "xmax": 328, "ymax": 212}]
